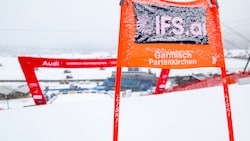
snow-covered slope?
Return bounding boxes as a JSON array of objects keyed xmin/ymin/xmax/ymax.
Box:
[
  {"xmin": 0, "ymin": 83, "xmax": 249, "ymax": 141},
  {"xmin": 0, "ymin": 51, "xmax": 249, "ymax": 141}
]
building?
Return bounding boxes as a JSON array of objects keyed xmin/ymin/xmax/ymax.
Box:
[
  {"xmin": 102, "ymin": 70, "xmax": 158, "ymax": 91},
  {"xmin": 0, "ymin": 84, "xmax": 30, "ymax": 99}
]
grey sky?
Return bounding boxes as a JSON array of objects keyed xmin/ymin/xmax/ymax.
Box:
[{"xmin": 0, "ymin": 0, "xmax": 249, "ymax": 55}]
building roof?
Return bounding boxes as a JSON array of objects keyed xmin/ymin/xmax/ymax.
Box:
[
  {"xmin": 0, "ymin": 86, "xmax": 14, "ymax": 95},
  {"xmin": 0, "ymin": 84, "xmax": 29, "ymax": 95}
]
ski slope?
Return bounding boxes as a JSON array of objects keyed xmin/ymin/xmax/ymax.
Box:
[
  {"xmin": 0, "ymin": 51, "xmax": 250, "ymax": 141},
  {"xmin": 0, "ymin": 83, "xmax": 249, "ymax": 141}
]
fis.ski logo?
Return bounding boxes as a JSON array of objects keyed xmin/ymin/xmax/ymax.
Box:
[{"xmin": 134, "ymin": 2, "xmax": 208, "ymax": 44}]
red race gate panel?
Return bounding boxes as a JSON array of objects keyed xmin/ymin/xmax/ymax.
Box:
[
  {"xmin": 116, "ymin": 0, "xmax": 234, "ymax": 141},
  {"xmin": 18, "ymin": 56, "xmax": 117, "ymax": 105}
]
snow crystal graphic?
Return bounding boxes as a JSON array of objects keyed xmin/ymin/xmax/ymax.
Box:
[{"xmin": 137, "ymin": 13, "xmax": 154, "ymax": 35}]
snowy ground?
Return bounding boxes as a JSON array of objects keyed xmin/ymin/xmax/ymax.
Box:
[
  {"xmin": 0, "ymin": 83, "xmax": 249, "ymax": 141},
  {"xmin": 0, "ymin": 51, "xmax": 250, "ymax": 141}
]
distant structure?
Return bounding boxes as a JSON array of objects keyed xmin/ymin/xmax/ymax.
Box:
[
  {"xmin": 170, "ymin": 73, "xmax": 209, "ymax": 87},
  {"xmin": 102, "ymin": 68, "xmax": 216, "ymax": 92},
  {"xmin": 0, "ymin": 84, "xmax": 30, "ymax": 99},
  {"xmin": 103, "ymin": 70, "xmax": 158, "ymax": 91},
  {"xmin": 127, "ymin": 67, "xmax": 141, "ymax": 72}
]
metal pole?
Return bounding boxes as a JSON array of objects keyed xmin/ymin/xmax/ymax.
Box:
[
  {"xmin": 113, "ymin": 67, "xmax": 122, "ymax": 141},
  {"xmin": 243, "ymin": 55, "xmax": 250, "ymax": 73},
  {"xmin": 221, "ymin": 67, "xmax": 235, "ymax": 141},
  {"xmin": 5, "ymin": 95, "xmax": 9, "ymax": 110}
]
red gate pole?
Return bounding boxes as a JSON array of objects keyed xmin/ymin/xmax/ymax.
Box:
[
  {"xmin": 18, "ymin": 57, "xmax": 47, "ymax": 105},
  {"xmin": 154, "ymin": 69, "xmax": 170, "ymax": 94},
  {"xmin": 113, "ymin": 66, "xmax": 122, "ymax": 141},
  {"xmin": 221, "ymin": 67, "xmax": 235, "ymax": 141}
]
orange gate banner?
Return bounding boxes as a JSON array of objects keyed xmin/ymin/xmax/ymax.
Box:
[{"xmin": 117, "ymin": 0, "xmax": 225, "ymax": 69}]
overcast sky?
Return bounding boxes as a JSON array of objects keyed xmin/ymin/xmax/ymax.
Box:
[{"xmin": 0, "ymin": 0, "xmax": 249, "ymax": 55}]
